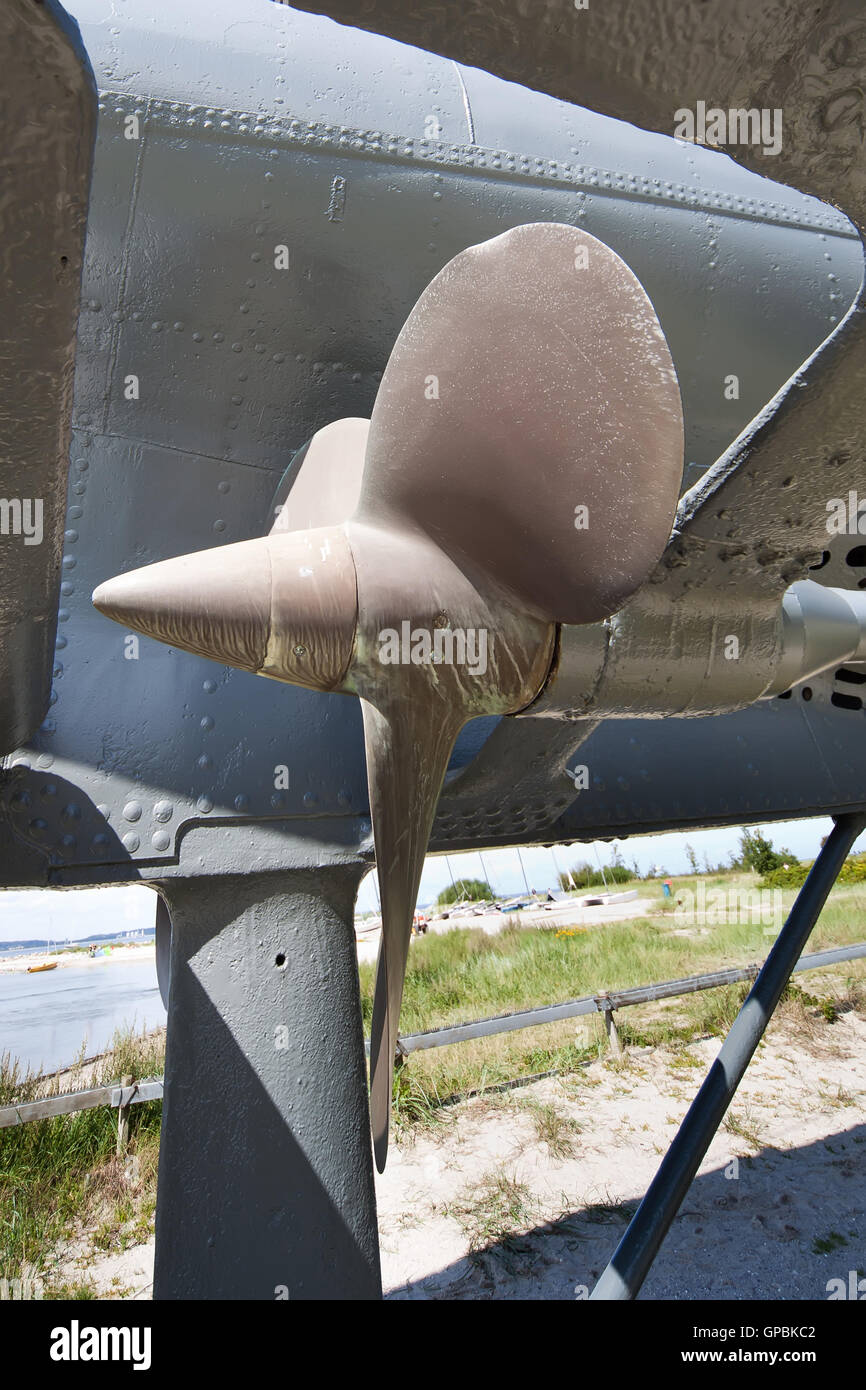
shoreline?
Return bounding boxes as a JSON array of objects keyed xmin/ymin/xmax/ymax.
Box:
[{"xmin": 0, "ymin": 943, "xmax": 156, "ymax": 975}]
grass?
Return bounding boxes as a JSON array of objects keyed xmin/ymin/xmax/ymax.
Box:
[
  {"xmin": 812, "ymin": 1230, "xmax": 849, "ymax": 1255},
  {"xmin": 521, "ymin": 1099, "xmax": 581, "ymax": 1159},
  {"xmin": 448, "ymin": 1171, "xmax": 538, "ymax": 1252},
  {"xmin": 362, "ymin": 874, "xmax": 866, "ymax": 1136},
  {"xmin": 362, "ymin": 878, "xmax": 866, "ymax": 1037},
  {"xmin": 817, "ymin": 1083, "xmax": 858, "ymax": 1109},
  {"xmin": 0, "ymin": 1026, "xmax": 164, "ymax": 1296},
  {"xmin": 581, "ymin": 1199, "xmax": 639, "ymax": 1224},
  {"xmin": 723, "ymin": 1105, "xmax": 765, "ymax": 1153}
]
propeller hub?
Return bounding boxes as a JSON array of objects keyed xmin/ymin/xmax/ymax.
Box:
[{"xmin": 93, "ymin": 525, "xmax": 358, "ymax": 693}]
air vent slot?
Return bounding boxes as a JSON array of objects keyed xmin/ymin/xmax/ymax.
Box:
[
  {"xmin": 835, "ymin": 666, "xmax": 866, "ymax": 685},
  {"xmin": 831, "ymin": 691, "xmax": 863, "ymax": 712}
]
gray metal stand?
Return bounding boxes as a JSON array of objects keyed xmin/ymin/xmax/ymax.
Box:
[
  {"xmin": 153, "ymin": 868, "xmax": 381, "ymax": 1300},
  {"xmin": 591, "ymin": 812, "xmax": 866, "ymax": 1300}
]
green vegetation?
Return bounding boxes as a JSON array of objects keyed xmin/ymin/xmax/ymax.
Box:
[
  {"xmin": 761, "ymin": 850, "xmax": 866, "ymax": 890},
  {"xmin": 521, "ymin": 1098, "xmax": 581, "ymax": 1159},
  {"xmin": 760, "ymin": 863, "xmax": 811, "ymax": 889},
  {"xmin": 360, "ymin": 879, "xmax": 866, "ymax": 1037},
  {"xmin": 556, "ymin": 862, "xmax": 634, "ymax": 891},
  {"xmin": 812, "ymin": 1230, "xmax": 849, "ymax": 1256},
  {"xmin": 0, "ymin": 1027, "xmax": 164, "ymax": 1296},
  {"xmin": 357, "ymin": 873, "xmax": 866, "ymax": 1136},
  {"xmin": 735, "ymin": 826, "xmax": 792, "ymax": 877},
  {"xmin": 435, "ymin": 877, "xmax": 493, "ymax": 907},
  {"xmin": 784, "ymin": 980, "xmax": 842, "ymax": 1023},
  {"xmin": 447, "ymin": 1171, "xmax": 538, "ymax": 1251}
]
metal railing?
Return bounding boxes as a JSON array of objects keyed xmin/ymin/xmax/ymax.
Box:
[
  {"xmin": 2, "ymin": 940, "xmax": 864, "ymax": 1129},
  {"xmin": 0, "ymin": 1078, "xmax": 164, "ymax": 1132},
  {"xmin": 394, "ymin": 940, "xmax": 866, "ymax": 1057}
]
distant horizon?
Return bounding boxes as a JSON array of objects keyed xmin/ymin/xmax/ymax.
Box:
[
  {"xmin": 0, "ymin": 885, "xmax": 157, "ymax": 945},
  {"xmin": 0, "ymin": 926, "xmax": 156, "ymax": 956}
]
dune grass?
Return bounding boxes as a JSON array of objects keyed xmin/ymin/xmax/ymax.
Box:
[
  {"xmin": 0, "ymin": 1027, "xmax": 164, "ymax": 1296},
  {"xmin": 359, "ymin": 875, "xmax": 866, "ymax": 1034}
]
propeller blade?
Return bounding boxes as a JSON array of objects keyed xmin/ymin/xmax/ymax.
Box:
[
  {"xmin": 359, "ymin": 221, "xmax": 683, "ymax": 624},
  {"xmin": 346, "ymin": 520, "xmax": 555, "ymax": 1169},
  {"xmin": 271, "ymin": 418, "xmax": 369, "ymax": 534},
  {"xmin": 362, "ymin": 695, "xmax": 466, "ymax": 1170}
]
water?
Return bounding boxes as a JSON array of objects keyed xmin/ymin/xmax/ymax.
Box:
[{"xmin": 0, "ymin": 959, "xmax": 166, "ymax": 1076}]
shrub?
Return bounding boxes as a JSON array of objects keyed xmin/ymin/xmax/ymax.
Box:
[
  {"xmin": 840, "ymin": 853, "xmax": 866, "ymax": 884},
  {"xmin": 760, "ymin": 851, "xmax": 866, "ymax": 889},
  {"xmin": 759, "ymin": 862, "xmax": 810, "ymax": 889},
  {"xmin": 436, "ymin": 878, "xmax": 493, "ymax": 906},
  {"xmin": 557, "ymin": 863, "xmax": 632, "ymax": 891}
]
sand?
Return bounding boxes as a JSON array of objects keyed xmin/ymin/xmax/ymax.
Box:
[
  {"xmin": 50, "ymin": 1002, "xmax": 865, "ymax": 1300},
  {"xmin": 356, "ymin": 896, "xmax": 656, "ymax": 965},
  {"xmin": 0, "ymin": 943, "xmax": 156, "ymax": 975}
]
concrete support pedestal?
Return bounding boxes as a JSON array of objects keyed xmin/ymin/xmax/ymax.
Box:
[{"xmin": 153, "ymin": 868, "xmax": 381, "ymax": 1299}]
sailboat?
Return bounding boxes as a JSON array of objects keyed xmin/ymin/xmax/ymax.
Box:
[{"xmin": 27, "ymin": 937, "xmax": 58, "ymax": 972}]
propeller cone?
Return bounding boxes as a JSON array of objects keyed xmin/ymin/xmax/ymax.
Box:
[{"xmin": 92, "ymin": 528, "xmax": 358, "ymax": 692}]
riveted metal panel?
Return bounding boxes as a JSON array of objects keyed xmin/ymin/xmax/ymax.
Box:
[{"xmin": 1, "ymin": 0, "xmax": 864, "ymax": 885}]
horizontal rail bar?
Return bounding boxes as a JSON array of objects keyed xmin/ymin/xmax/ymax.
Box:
[
  {"xmin": 399, "ymin": 994, "xmax": 599, "ymax": 1052},
  {"xmin": 0, "ymin": 1078, "xmax": 163, "ymax": 1129},
  {"xmin": 790, "ymin": 941, "xmax": 866, "ymax": 971},
  {"xmin": 397, "ymin": 939, "xmax": 866, "ymax": 1053},
  {"xmin": 3, "ymin": 941, "xmax": 865, "ymax": 1126}
]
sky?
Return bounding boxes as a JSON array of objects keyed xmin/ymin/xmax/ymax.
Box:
[
  {"xmin": 0, "ymin": 884, "xmax": 156, "ymax": 944},
  {"xmin": 1, "ymin": 815, "xmax": 863, "ymax": 941}
]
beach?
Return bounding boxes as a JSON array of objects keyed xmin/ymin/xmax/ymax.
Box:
[{"xmin": 0, "ymin": 943, "xmax": 155, "ymax": 975}]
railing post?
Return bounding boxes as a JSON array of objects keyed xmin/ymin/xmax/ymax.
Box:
[
  {"xmin": 116, "ymin": 1074, "xmax": 133, "ymax": 1159},
  {"xmin": 597, "ymin": 993, "xmax": 622, "ymax": 1056}
]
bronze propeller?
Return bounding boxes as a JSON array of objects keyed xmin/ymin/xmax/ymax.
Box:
[{"xmin": 93, "ymin": 222, "xmax": 684, "ymax": 1169}]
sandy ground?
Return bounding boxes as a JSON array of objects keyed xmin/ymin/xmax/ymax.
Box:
[
  {"xmin": 52, "ymin": 1004, "xmax": 866, "ymax": 1301},
  {"xmin": 0, "ymin": 943, "xmax": 156, "ymax": 975},
  {"xmin": 356, "ymin": 895, "xmax": 654, "ymax": 965}
]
